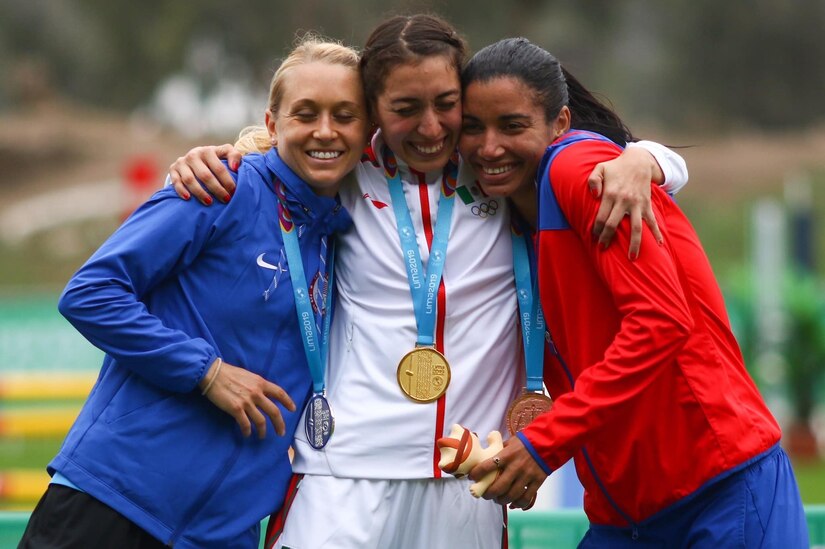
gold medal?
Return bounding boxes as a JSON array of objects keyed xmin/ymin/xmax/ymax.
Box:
[
  {"xmin": 506, "ymin": 391, "xmax": 553, "ymax": 435},
  {"xmin": 396, "ymin": 347, "xmax": 451, "ymax": 403}
]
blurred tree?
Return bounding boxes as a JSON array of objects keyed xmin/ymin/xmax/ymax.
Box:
[
  {"xmin": 1, "ymin": 0, "xmax": 824, "ymax": 133},
  {"xmin": 724, "ymin": 267, "xmax": 825, "ymax": 459},
  {"xmin": 659, "ymin": 0, "xmax": 825, "ymax": 131},
  {"xmin": 0, "ymin": 0, "xmax": 103, "ymax": 108},
  {"xmin": 784, "ymin": 272, "xmax": 825, "ymax": 431}
]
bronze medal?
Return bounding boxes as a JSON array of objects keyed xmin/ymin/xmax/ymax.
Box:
[
  {"xmin": 396, "ymin": 347, "xmax": 451, "ymax": 403},
  {"xmin": 507, "ymin": 391, "xmax": 553, "ymax": 435}
]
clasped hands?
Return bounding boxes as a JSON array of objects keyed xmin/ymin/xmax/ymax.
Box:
[{"xmin": 468, "ymin": 436, "xmax": 549, "ymax": 510}]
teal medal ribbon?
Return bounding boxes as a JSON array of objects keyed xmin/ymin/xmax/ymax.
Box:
[
  {"xmin": 512, "ymin": 226, "xmax": 545, "ymax": 392},
  {"xmin": 384, "ymin": 147, "xmax": 458, "ymax": 347},
  {"xmin": 506, "ymin": 223, "xmax": 553, "ymax": 434},
  {"xmin": 383, "ymin": 146, "xmax": 458, "ymax": 403},
  {"xmin": 275, "ymin": 178, "xmax": 334, "ymax": 449}
]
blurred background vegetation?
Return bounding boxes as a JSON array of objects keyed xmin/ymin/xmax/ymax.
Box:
[{"xmin": 1, "ymin": 0, "xmax": 825, "ymax": 512}]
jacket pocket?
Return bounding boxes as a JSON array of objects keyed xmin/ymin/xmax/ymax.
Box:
[{"xmin": 101, "ymin": 374, "xmax": 175, "ymax": 424}]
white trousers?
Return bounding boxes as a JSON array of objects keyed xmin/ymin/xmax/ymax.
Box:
[{"xmin": 272, "ymin": 475, "xmax": 506, "ymax": 549}]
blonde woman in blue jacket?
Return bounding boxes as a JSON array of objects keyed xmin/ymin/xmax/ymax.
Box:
[{"xmin": 18, "ymin": 36, "xmax": 368, "ymax": 549}]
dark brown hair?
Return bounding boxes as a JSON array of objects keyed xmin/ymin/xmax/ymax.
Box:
[{"xmin": 360, "ymin": 14, "xmax": 467, "ymax": 116}]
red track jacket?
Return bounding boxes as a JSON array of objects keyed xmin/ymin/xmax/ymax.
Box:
[{"xmin": 519, "ymin": 131, "xmax": 780, "ymax": 526}]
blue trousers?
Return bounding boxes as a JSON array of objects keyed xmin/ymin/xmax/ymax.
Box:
[{"xmin": 578, "ymin": 445, "xmax": 808, "ymax": 548}]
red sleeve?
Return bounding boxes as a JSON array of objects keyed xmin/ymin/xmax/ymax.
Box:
[{"xmin": 522, "ymin": 139, "xmax": 694, "ymax": 471}]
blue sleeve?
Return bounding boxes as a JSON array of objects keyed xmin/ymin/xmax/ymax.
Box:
[
  {"xmin": 57, "ymin": 180, "xmax": 239, "ymax": 393},
  {"xmin": 516, "ymin": 432, "xmax": 554, "ymax": 475}
]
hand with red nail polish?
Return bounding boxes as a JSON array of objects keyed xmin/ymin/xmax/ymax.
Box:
[{"xmin": 168, "ymin": 144, "xmax": 240, "ymax": 205}]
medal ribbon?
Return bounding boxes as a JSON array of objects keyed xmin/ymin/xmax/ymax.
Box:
[
  {"xmin": 276, "ymin": 178, "xmax": 335, "ymax": 394},
  {"xmin": 315, "ymin": 234, "xmax": 328, "ymax": 334},
  {"xmin": 511, "ymin": 225, "xmax": 545, "ymax": 392},
  {"xmin": 384, "ymin": 146, "xmax": 459, "ymax": 347}
]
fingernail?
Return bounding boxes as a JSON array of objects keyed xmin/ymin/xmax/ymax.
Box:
[
  {"xmin": 222, "ymin": 194, "xmax": 231, "ymax": 203},
  {"xmin": 204, "ymin": 196, "xmax": 213, "ymax": 206},
  {"xmin": 629, "ymin": 251, "xmax": 638, "ymax": 261},
  {"xmin": 230, "ymin": 161, "xmax": 239, "ymax": 171},
  {"xmin": 590, "ymin": 188, "xmax": 599, "ymax": 198},
  {"xmin": 657, "ymin": 239, "xmax": 664, "ymax": 247},
  {"xmin": 182, "ymin": 192, "xmax": 191, "ymax": 201}
]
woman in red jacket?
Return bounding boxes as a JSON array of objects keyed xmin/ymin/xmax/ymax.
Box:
[{"xmin": 461, "ymin": 38, "xmax": 808, "ymax": 548}]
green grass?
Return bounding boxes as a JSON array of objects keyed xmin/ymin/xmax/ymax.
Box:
[
  {"xmin": 792, "ymin": 457, "xmax": 825, "ymax": 504},
  {"xmin": 0, "ymin": 438, "xmax": 59, "ymax": 510},
  {"xmin": 0, "ymin": 438, "xmax": 60, "ymax": 471}
]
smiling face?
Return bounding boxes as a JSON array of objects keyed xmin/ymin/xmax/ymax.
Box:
[
  {"xmin": 459, "ymin": 76, "xmax": 570, "ymax": 200},
  {"xmin": 372, "ymin": 55, "xmax": 462, "ymax": 173},
  {"xmin": 267, "ymin": 61, "xmax": 368, "ymax": 197}
]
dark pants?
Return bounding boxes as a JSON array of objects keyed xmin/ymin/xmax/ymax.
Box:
[
  {"xmin": 579, "ymin": 446, "xmax": 809, "ymax": 548},
  {"xmin": 18, "ymin": 484, "xmax": 168, "ymax": 549}
]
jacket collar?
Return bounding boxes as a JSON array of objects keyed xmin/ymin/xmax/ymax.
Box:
[{"xmin": 252, "ymin": 148, "xmax": 352, "ymax": 234}]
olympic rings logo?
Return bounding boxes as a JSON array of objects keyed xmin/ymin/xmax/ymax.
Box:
[{"xmin": 471, "ymin": 200, "xmax": 499, "ymax": 218}]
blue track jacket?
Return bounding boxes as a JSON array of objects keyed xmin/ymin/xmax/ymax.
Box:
[{"xmin": 51, "ymin": 149, "xmax": 352, "ymax": 548}]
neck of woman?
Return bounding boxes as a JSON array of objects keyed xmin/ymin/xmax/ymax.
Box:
[{"xmin": 508, "ymin": 185, "xmax": 537, "ymax": 229}]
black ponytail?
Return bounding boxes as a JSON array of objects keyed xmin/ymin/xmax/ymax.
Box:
[{"xmin": 561, "ymin": 67, "xmax": 633, "ymax": 146}]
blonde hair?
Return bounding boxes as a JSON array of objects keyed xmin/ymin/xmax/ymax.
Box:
[{"xmin": 235, "ymin": 34, "xmax": 361, "ymax": 155}]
